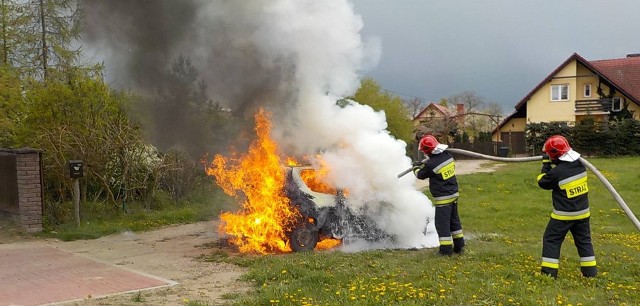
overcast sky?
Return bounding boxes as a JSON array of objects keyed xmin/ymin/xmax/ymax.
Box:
[{"xmin": 350, "ymin": 0, "xmax": 640, "ymax": 114}]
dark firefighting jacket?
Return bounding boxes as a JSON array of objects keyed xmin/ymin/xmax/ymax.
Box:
[
  {"xmin": 537, "ymin": 160, "xmax": 590, "ymax": 220},
  {"xmin": 415, "ymin": 151, "xmax": 459, "ymax": 205}
]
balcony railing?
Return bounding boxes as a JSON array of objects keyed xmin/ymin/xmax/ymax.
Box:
[{"xmin": 575, "ymin": 98, "xmax": 611, "ymax": 114}]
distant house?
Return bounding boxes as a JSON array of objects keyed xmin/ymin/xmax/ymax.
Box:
[
  {"xmin": 493, "ymin": 53, "xmax": 640, "ymax": 154},
  {"xmin": 412, "ymin": 103, "xmax": 465, "ymax": 141}
]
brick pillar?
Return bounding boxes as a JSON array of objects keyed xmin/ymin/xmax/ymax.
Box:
[{"xmin": 15, "ymin": 149, "xmax": 43, "ymax": 232}]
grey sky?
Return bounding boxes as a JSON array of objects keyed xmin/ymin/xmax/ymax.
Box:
[{"xmin": 350, "ymin": 0, "xmax": 640, "ymax": 114}]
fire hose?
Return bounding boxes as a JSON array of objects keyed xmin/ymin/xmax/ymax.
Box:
[{"xmin": 398, "ymin": 147, "xmax": 640, "ymax": 232}]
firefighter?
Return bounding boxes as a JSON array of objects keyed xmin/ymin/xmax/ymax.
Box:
[
  {"xmin": 413, "ymin": 135, "xmax": 464, "ymax": 256},
  {"xmin": 537, "ymin": 135, "xmax": 597, "ymax": 278}
]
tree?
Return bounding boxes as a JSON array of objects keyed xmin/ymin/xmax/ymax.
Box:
[
  {"xmin": 21, "ymin": 0, "xmax": 81, "ymax": 79},
  {"xmin": 16, "ymin": 69, "xmax": 163, "ymax": 209},
  {"xmin": 449, "ymin": 90, "xmax": 483, "ymax": 112},
  {"xmin": 415, "ymin": 114, "xmax": 459, "ymax": 143},
  {"xmin": 0, "ymin": 0, "xmax": 24, "ymax": 67},
  {"xmin": 351, "ymin": 78, "xmax": 414, "ymax": 143},
  {"xmin": 448, "ymin": 91, "xmax": 503, "ymax": 142},
  {"xmin": 0, "ymin": 65, "xmax": 23, "ymax": 146},
  {"xmin": 485, "ymin": 102, "xmax": 503, "ymax": 118},
  {"xmin": 405, "ymin": 97, "xmax": 426, "ymax": 118},
  {"xmin": 147, "ymin": 55, "xmax": 234, "ymax": 159}
]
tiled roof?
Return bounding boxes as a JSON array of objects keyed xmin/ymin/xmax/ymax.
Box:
[
  {"xmin": 432, "ymin": 103, "xmax": 453, "ymax": 116},
  {"xmin": 413, "ymin": 102, "xmax": 453, "ymax": 120},
  {"xmin": 589, "ymin": 55, "xmax": 640, "ymax": 102}
]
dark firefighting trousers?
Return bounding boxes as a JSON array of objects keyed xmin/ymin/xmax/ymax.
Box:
[
  {"xmin": 435, "ymin": 200, "xmax": 464, "ymax": 255},
  {"xmin": 541, "ymin": 218, "xmax": 597, "ymax": 278}
]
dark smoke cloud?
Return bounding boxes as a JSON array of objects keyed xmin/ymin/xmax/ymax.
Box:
[
  {"xmin": 82, "ymin": 0, "xmax": 199, "ymax": 91},
  {"xmin": 80, "ymin": 0, "xmax": 297, "ymax": 156}
]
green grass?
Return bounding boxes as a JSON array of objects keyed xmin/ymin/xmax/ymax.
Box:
[
  {"xmin": 38, "ymin": 186, "xmax": 234, "ymax": 241},
  {"xmin": 207, "ymin": 157, "xmax": 640, "ymax": 306}
]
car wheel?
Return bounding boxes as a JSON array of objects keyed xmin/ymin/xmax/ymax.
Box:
[{"xmin": 289, "ymin": 223, "xmax": 319, "ymax": 252}]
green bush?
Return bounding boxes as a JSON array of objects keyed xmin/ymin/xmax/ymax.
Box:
[{"xmin": 526, "ymin": 118, "xmax": 640, "ymax": 156}]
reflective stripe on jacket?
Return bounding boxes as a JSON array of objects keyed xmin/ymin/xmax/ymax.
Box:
[
  {"xmin": 416, "ymin": 151, "xmax": 459, "ymax": 205},
  {"xmin": 537, "ymin": 160, "xmax": 589, "ymax": 220}
]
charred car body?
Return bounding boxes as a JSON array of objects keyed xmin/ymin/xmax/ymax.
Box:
[{"xmin": 284, "ymin": 166, "xmax": 393, "ymax": 252}]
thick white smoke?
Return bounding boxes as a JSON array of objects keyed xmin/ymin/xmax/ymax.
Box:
[
  {"xmin": 244, "ymin": 0, "xmax": 438, "ymax": 249},
  {"xmin": 84, "ymin": 0, "xmax": 438, "ymax": 250}
]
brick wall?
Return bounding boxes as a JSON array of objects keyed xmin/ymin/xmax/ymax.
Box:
[{"xmin": 13, "ymin": 149, "xmax": 43, "ymax": 232}]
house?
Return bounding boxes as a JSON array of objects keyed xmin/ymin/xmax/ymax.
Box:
[
  {"xmin": 493, "ymin": 53, "xmax": 640, "ymax": 154},
  {"xmin": 412, "ymin": 103, "xmax": 465, "ymax": 140}
]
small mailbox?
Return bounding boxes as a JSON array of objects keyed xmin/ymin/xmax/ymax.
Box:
[{"xmin": 69, "ymin": 160, "xmax": 84, "ymax": 178}]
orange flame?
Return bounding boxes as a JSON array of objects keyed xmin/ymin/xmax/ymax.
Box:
[
  {"xmin": 205, "ymin": 109, "xmax": 297, "ymax": 253},
  {"xmin": 300, "ymin": 169, "xmax": 338, "ymax": 195},
  {"xmin": 205, "ymin": 109, "xmax": 341, "ymax": 253},
  {"xmin": 316, "ymin": 238, "xmax": 342, "ymax": 250}
]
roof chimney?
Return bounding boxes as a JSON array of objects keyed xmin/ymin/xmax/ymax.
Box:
[
  {"xmin": 456, "ymin": 103, "xmax": 465, "ymax": 125},
  {"xmin": 626, "ymin": 53, "xmax": 640, "ymax": 58}
]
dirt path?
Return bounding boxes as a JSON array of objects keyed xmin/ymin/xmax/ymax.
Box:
[
  {"xmin": 414, "ymin": 159, "xmax": 504, "ymax": 190},
  {"xmin": 0, "ymin": 220, "xmax": 249, "ymax": 306},
  {"xmin": 0, "ymin": 159, "xmax": 503, "ymax": 306},
  {"xmin": 455, "ymin": 159, "xmax": 504, "ymax": 175},
  {"xmin": 46, "ymin": 221, "xmax": 250, "ymax": 306}
]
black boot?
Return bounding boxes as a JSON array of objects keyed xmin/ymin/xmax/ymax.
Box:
[
  {"xmin": 453, "ymin": 237, "xmax": 465, "ymax": 254},
  {"xmin": 541, "ymin": 267, "xmax": 558, "ymax": 279},
  {"xmin": 581, "ymin": 266, "xmax": 597, "ymax": 278},
  {"xmin": 438, "ymin": 245, "xmax": 453, "ymax": 256}
]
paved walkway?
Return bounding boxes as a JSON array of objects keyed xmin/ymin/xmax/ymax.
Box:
[{"xmin": 0, "ymin": 243, "xmax": 176, "ymax": 306}]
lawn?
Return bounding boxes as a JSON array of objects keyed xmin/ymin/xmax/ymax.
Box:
[
  {"xmin": 210, "ymin": 157, "xmax": 640, "ymax": 306},
  {"xmin": 38, "ymin": 184, "xmax": 234, "ymax": 241}
]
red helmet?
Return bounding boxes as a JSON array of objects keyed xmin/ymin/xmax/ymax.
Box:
[
  {"xmin": 543, "ymin": 135, "xmax": 572, "ymax": 160},
  {"xmin": 419, "ymin": 135, "xmax": 440, "ymax": 155}
]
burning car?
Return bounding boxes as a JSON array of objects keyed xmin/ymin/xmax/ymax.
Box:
[{"xmin": 284, "ymin": 166, "xmax": 393, "ymax": 252}]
